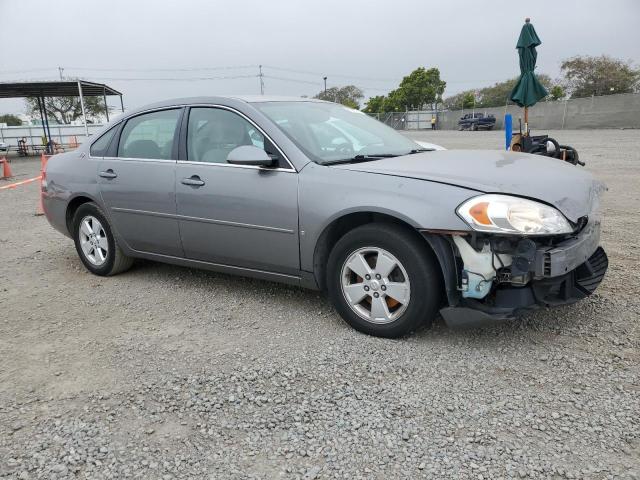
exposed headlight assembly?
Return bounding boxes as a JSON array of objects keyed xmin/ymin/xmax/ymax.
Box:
[{"xmin": 457, "ymin": 194, "xmax": 573, "ymax": 235}]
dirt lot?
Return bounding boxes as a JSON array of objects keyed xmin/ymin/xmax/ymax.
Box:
[{"xmin": 1, "ymin": 130, "xmax": 638, "ymax": 479}]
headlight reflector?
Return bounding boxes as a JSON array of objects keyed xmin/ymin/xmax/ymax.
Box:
[{"xmin": 457, "ymin": 194, "xmax": 572, "ymax": 235}]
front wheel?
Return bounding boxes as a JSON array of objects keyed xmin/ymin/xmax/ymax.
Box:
[
  {"xmin": 326, "ymin": 224, "xmax": 442, "ymax": 338},
  {"xmin": 72, "ymin": 202, "xmax": 133, "ymax": 276}
]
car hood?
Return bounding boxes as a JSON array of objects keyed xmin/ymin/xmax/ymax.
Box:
[{"xmin": 331, "ymin": 150, "xmax": 605, "ymax": 222}]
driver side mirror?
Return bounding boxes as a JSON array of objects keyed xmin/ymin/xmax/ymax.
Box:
[{"xmin": 226, "ymin": 145, "xmax": 275, "ymax": 167}]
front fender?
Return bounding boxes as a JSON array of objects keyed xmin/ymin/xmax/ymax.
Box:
[{"xmin": 298, "ymin": 162, "xmax": 476, "ymax": 272}]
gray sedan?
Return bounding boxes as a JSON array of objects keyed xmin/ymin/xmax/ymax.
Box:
[{"xmin": 42, "ymin": 96, "xmax": 608, "ymax": 337}]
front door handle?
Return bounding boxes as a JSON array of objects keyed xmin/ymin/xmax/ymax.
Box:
[
  {"xmin": 181, "ymin": 175, "xmax": 205, "ymax": 187},
  {"xmin": 99, "ymin": 169, "xmax": 117, "ymax": 179}
]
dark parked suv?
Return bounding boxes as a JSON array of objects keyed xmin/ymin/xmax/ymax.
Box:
[{"xmin": 458, "ymin": 113, "xmax": 496, "ymax": 131}]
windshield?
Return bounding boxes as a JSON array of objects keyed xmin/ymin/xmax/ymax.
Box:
[{"xmin": 254, "ymin": 101, "xmax": 421, "ymax": 164}]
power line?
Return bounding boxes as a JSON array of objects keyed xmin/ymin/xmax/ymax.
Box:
[
  {"xmin": 262, "ymin": 75, "xmax": 390, "ymax": 92},
  {"xmin": 0, "ymin": 63, "xmax": 524, "ymax": 96},
  {"xmin": 262, "ymin": 65, "xmax": 397, "ymax": 83},
  {"xmin": 0, "ymin": 67, "xmax": 58, "ymax": 75},
  {"xmin": 63, "ymin": 64, "xmax": 257, "ymax": 73},
  {"xmin": 0, "ymin": 64, "xmax": 398, "ymax": 85},
  {"xmin": 263, "ymin": 75, "xmax": 323, "ymax": 86},
  {"xmin": 78, "ymin": 74, "xmax": 259, "ymax": 82}
]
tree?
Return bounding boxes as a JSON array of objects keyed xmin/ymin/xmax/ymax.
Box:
[
  {"xmin": 443, "ymin": 91, "xmax": 468, "ymax": 110},
  {"xmin": 382, "ymin": 89, "xmax": 407, "ymax": 112},
  {"xmin": 314, "ymin": 85, "xmax": 364, "ymax": 109},
  {"xmin": 0, "ymin": 114, "xmax": 22, "ymax": 126},
  {"xmin": 443, "ymin": 75, "xmax": 555, "ymax": 109},
  {"xmin": 481, "ymin": 75, "xmax": 548, "ymax": 107},
  {"xmin": 363, "ymin": 67, "xmax": 446, "ymax": 112},
  {"xmin": 560, "ymin": 55, "xmax": 639, "ymax": 98},
  {"xmin": 462, "ymin": 92, "xmax": 475, "ymax": 109},
  {"xmin": 25, "ymin": 96, "xmax": 107, "ymax": 124},
  {"xmin": 362, "ymin": 95, "xmax": 385, "ymax": 114},
  {"xmin": 549, "ymin": 85, "xmax": 565, "ymax": 101},
  {"xmin": 444, "ymin": 92, "xmax": 476, "ymax": 109},
  {"xmin": 395, "ymin": 67, "xmax": 446, "ymax": 110}
]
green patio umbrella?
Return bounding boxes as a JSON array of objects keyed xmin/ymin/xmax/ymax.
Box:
[{"xmin": 510, "ymin": 18, "xmax": 548, "ymax": 134}]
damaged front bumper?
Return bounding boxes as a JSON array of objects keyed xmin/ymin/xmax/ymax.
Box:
[{"xmin": 423, "ymin": 220, "xmax": 608, "ymax": 328}]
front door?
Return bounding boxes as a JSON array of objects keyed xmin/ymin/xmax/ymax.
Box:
[
  {"xmin": 175, "ymin": 106, "xmax": 299, "ymax": 274},
  {"xmin": 97, "ymin": 108, "xmax": 183, "ymax": 257}
]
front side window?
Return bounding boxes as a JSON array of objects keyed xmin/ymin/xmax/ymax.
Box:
[
  {"xmin": 90, "ymin": 125, "xmax": 117, "ymax": 157},
  {"xmin": 187, "ymin": 107, "xmax": 268, "ymax": 164},
  {"xmin": 255, "ymin": 101, "xmax": 419, "ymax": 164},
  {"xmin": 118, "ymin": 109, "xmax": 180, "ymax": 160}
]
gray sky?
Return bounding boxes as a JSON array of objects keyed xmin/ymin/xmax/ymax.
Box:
[{"xmin": 1, "ymin": 0, "xmax": 639, "ymax": 114}]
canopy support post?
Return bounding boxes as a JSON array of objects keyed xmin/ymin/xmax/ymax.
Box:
[
  {"xmin": 103, "ymin": 86, "xmax": 109, "ymax": 123},
  {"xmin": 77, "ymin": 80, "xmax": 89, "ymax": 137},
  {"xmin": 119, "ymin": 94, "xmax": 124, "ymax": 113},
  {"xmin": 39, "ymin": 93, "xmax": 53, "ymax": 154},
  {"xmin": 36, "ymin": 96, "xmax": 47, "ymax": 150},
  {"xmin": 44, "ymin": 100, "xmax": 53, "ymax": 154}
]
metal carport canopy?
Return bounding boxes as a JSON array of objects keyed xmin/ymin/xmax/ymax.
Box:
[
  {"xmin": 0, "ymin": 80, "xmax": 123, "ymax": 152},
  {"xmin": 0, "ymin": 80, "xmax": 121, "ymax": 98}
]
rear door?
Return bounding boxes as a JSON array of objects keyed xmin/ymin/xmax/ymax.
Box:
[
  {"xmin": 97, "ymin": 108, "xmax": 184, "ymax": 257},
  {"xmin": 175, "ymin": 106, "xmax": 299, "ymax": 274}
]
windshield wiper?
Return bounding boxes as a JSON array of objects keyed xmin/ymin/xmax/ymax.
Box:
[
  {"xmin": 408, "ymin": 148, "xmax": 433, "ymax": 154},
  {"xmin": 322, "ymin": 153, "xmax": 398, "ymax": 165}
]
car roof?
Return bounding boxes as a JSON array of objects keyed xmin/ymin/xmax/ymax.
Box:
[
  {"xmin": 230, "ymin": 95, "xmax": 327, "ymax": 103},
  {"xmin": 120, "ymin": 95, "xmax": 329, "ymax": 119}
]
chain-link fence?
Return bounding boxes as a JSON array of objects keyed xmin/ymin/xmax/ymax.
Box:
[
  {"xmin": 367, "ymin": 112, "xmax": 410, "ymax": 130},
  {"xmin": 368, "ymin": 110, "xmax": 443, "ymax": 130}
]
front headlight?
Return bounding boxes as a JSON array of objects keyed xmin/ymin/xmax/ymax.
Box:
[{"xmin": 457, "ymin": 194, "xmax": 573, "ymax": 235}]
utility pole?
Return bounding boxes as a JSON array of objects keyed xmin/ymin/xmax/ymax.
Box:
[
  {"xmin": 58, "ymin": 66, "xmax": 64, "ymax": 80},
  {"xmin": 323, "ymin": 76, "xmax": 327, "ymax": 93},
  {"xmin": 259, "ymin": 65, "xmax": 264, "ymax": 95}
]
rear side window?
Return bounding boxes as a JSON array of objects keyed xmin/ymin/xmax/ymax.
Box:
[
  {"xmin": 118, "ymin": 109, "xmax": 180, "ymax": 160},
  {"xmin": 90, "ymin": 126, "xmax": 117, "ymax": 157}
]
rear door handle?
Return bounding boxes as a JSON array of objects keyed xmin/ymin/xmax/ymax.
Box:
[
  {"xmin": 99, "ymin": 169, "xmax": 117, "ymax": 179},
  {"xmin": 181, "ymin": 175, "xmax": 205, "ymax": 187}
]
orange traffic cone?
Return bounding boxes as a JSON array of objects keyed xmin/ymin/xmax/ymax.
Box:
[{"xmin": 0, "ymin": 157, "xmax": 12, "ymax": 179}]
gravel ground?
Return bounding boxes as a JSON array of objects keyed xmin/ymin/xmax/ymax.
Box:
[{"xmin": 0, "ymin": 130, "xmax": 638, "ymax": 479}]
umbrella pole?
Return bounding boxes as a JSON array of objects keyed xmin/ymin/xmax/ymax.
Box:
[{"xmin": 524, "ymin": 106, "xmax": 529, "ymax": 136}]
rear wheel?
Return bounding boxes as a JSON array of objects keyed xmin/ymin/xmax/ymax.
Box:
[
  {"xmin": 72, "ymin": 202, "xmax": 133, "ymax": 276},
  {"xmin": 327, "ymin": 223, "xmax": 441, "ymax": 338}
]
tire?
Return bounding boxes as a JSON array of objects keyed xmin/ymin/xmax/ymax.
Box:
[
  {"xmin": 326, "ymin": 223, "xmax": 442, "ymax": 338},
  {"xmin": 72, "ymin": 202, "xmax": 133, "ymax": 276}
]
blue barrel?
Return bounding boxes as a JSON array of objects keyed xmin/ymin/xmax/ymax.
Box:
[{"xmin": 504, "ymin": 114, "xmax": 512, "ymax": 150}]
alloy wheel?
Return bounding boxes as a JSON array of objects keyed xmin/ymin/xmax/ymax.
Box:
[
  {"xmin": 340, "ymin": 247, "xmax": 411, "ymax": 324},
  {"xmin": 78, "ymin": 215, "xmax": 108, "ymax": 266}
]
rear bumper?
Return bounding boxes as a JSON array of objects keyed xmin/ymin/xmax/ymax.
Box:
[
  {"xmin": 440, "ymin": 243, "xmax": 608, "ymax": 329},
  {"xmin": 42, "ymin": 188, "xmax": 72, "ymax": 238}
]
